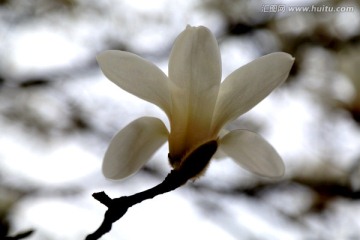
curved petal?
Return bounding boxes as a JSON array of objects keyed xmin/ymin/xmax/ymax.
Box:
[
  {"xmin": 97, "ymin": 50, "xmax": 172, "ymax": 116},
  {"xmin": 168, "ymin": 25, "xmax": 221, "ymax": 159},
  {"xmin": 103, "ymin": 117, "xmax": 169, "ymax": 180},
  {"xmin": 220, "ymin": 130, "xmax": 284, "ymax": 178},
  {"xmin": 212, "ymin": 52, "xmax": 294, "ymax": 133}
]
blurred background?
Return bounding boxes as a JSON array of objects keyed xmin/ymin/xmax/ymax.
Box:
[{"xmin": 1, "ymin": 0, "xmax": 360, "ymax": 239}]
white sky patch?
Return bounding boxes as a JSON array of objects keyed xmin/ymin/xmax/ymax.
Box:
[
  {"xmin": 5, "ymin": 27, "xmax": 89, "ymax": 76},
  {"xmin": 0, "ymin": 122, "xmax": 100, "ymax": 186},
  {"xmin": 220, "ymin": 37, "xmax": 260, "ymax": 79},
  {"xmin": 11, "ymin": 197, "xmax": 114, "ymax": 240},
  {"xmin": 128, "ymin": 26, "xmax": 172, "ymax": 53},
  {"xmin": 222, "ymin": 197, "xmax": 304, "ymax": 240},
  {"xmin": 334, "ymin": 4, "xmax": 360, "ymax": 39},
  {"xmin": 122, "ymin": 0, "xmax": 169, "ymax": 12}
]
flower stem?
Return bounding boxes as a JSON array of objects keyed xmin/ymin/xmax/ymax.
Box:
[{"xmin": 85, "ymin": 140, "xmax": 218, "ymax": 240}]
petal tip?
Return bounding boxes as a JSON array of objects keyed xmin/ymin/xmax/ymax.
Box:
[
  {"xmin": 275, "ymin": 52, "xmax": 295, "ymax": 66},
  {"xmin": 263, "ymin": 162, "xmax": 285, "ymax": 179},
  {"xmin": 244, "ymin": 156, "xmax": 285, "ymax": 179},
  {"xmin": 96, "ymin": 50, "xmax": 113, "ymax": 62},
  {"xmin": 184, "ymin": 25, "xmax": 211, "ymax": 33}
]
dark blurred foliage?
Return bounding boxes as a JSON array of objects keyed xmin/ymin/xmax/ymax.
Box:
[{"xmin": 1, "ymin": 0, "xmax": 360, "ymax": 239}]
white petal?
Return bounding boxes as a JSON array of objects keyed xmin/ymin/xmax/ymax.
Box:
[
  {"xmin": 97, "ymin": 50, "xmax": 171, "ymax": 116},
  {"xmin": 212, "ymin": 52, "xmax": 294, "ymax": 133},
  {"xmin": 212, "ymin": 148, "xmax": 228, "ymax": 160},
  {"xmin": 212, "ymin": 129, "xmax": 229, "ymax": 160},
  {"xmin": 103, "ymin": 117, "xmax": 169, "ymax": 180},
  {"xmin": 220, "ymin": 130, "xmax": 284, "ymax": 178},
  {"xmin": 168, "ymin": 25, "xmax": 221, "ymax": 158}
]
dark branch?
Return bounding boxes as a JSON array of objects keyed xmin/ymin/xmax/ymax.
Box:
[
  {"xmin": 86, "ymin": 140, "xmax": 218, "ymax": 240},
  {"xmin": 4, "ymin": 230, "xmax": 34, "ymax": 240}
]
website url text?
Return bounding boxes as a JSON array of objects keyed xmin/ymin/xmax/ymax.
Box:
[{"xmin": 261, "ymin": 4, "xmax": 355, "ymax": 13}]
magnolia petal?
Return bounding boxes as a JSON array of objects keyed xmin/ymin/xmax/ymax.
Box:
[
  {"xmin": 97, "ymin": 50, "xmax": 171, "ymax": 116},
  {"xmin": 212, "ymin": 128, "xmax": 229, "ymax": 160},
  {"xmin": 212, "ymin": 52, "xmax": 294, "ymax": 133},
  {"xmin": 212, "ymin": 148, "xmax": 228, "ymax": 160},
  {"xmin": 168, "ymin": 25, "xmax": 221, "ymax": 157},
  {"xmin": 220, "ymin": 130, "xmax": 284, "ymax": 178},
  {"xmin": 103, "ymin": 117, "xmax": 169, "ymax": 180}
]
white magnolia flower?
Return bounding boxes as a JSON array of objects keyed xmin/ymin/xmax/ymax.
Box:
[{"xmin": 97, "ymin": 25, "xmax": 294, "ymax": 180}]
